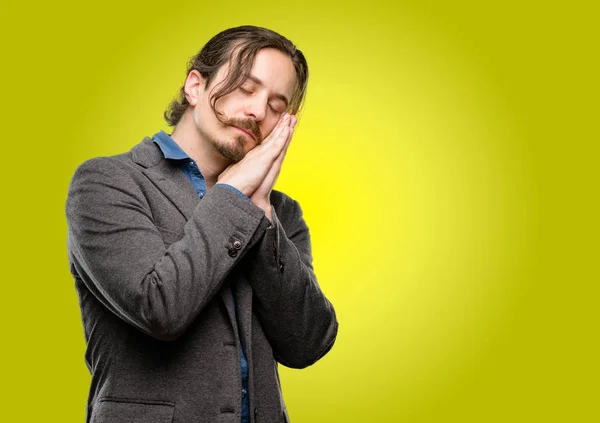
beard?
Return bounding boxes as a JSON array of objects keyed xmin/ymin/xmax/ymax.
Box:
[
  {"xmin": 212, "ymin": 134, "xmax": 247, "ymax": 163},
  {"xmin": 194, "ymin": 111, "xmax": 260, "ymax": 163}
]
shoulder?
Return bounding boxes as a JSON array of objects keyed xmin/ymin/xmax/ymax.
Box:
[
  {"xmin": 72, "ymin": 153, "xmax": 129, "ymax": 174},
  {"xmin": 69, "ymin": 137, "xmax": 158, "ymax": 184},
  {"xmin": 69, "ymin": 153, "xmax": 138, "ymax": 189},
  {"xmin": 66, "ymin": 149, "xmax": 150, "ymax": 214}
]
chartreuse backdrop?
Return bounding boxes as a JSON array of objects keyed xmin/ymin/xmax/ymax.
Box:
[{"xmin": 1, "ymin": 0, "xmax": 597, "ymax": 422}]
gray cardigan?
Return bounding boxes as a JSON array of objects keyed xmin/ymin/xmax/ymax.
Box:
[{"xmin": 66, "ymin": 137, "xmax": 338, "ymax": 423}]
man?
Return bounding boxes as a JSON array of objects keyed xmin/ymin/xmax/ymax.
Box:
[{"xmin": 66, "ymin": 26, "xmax": 338, "ymax": 423}]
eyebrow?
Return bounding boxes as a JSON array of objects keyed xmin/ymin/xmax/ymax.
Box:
[{"xmin": 246, "ymin": 75, "xmax": 290, "ymax": 107}]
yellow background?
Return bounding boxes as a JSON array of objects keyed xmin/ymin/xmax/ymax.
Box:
[{"xmin": 1, "ymin": 0, "xmax": 597, "ymax": 421}]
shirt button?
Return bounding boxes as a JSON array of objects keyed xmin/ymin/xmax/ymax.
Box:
[
  {"xmin": 199, "ymin": 192, "xmax": 204, "ymax": 198},
  {"xmin": 242, "ymin": 388, "xmax": 247, "ymax": 396}
]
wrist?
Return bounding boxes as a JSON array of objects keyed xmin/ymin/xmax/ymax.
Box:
[
  {"xmin": 217, "ymin": 179, "xmax": 251, "ymax": 197},
  {"xmin": 253, "ymin": 201, "xmax": 272, "ymax": 221}
]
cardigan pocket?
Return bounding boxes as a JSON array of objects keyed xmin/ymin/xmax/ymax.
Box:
[{"xmin": 91, "ymin": 397, "xmax": 175, "ymax": 423}]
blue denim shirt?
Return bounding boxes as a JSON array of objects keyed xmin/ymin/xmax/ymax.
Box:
[{"xmin": 153, "ymin": 130, "xmax": 250, "ymax": 422}]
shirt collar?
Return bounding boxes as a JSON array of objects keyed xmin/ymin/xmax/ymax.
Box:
[{"xmin": 152, "ymin": 130, "xmax": 189, "ymax": 160}]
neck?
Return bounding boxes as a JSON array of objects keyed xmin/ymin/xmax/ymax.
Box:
[{"xmin": 170, "ymin": 111, "xmax": 231, "ymax": 189}]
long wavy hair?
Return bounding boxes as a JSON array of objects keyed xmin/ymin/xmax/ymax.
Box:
[{"xmin": 164, "ymin": 26, "xmax": 308, "ymax": 126}]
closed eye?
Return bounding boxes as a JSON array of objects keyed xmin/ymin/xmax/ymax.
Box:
[
  {"xmin": 239, "ymin": 87, "xmax": 252, "ymax": 94},
  {"xmin": 269, "ymin": 103, "xmax": 285, "ymax": 114}
]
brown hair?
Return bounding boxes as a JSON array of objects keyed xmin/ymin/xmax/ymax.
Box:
[{"xmin": 164, "ymin": 26, "xmax": 308, "ymax": 126}]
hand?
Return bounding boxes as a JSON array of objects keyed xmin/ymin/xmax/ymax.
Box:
[
  {"xmin": 250, "ymin": 115, "xmax": 297, "ymax": 220},
  {"xmin": 218, "ymin": 113, "xmax": 296, "ymax": 204}
]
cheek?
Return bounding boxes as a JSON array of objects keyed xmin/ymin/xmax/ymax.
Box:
[
  {"xmin": 202, "ymin": 97, "xmax": 230, "ymax": 128},
  {"xmin": 195, "ymin": 106, "xmax": 212, "ymax": 127},
  {"xmin": 215, "ymin": 93, "xmax": 243, "ymax": 116},
  {"xmin": 260, "ymin": 116, "xmax": 281, "ymax": 140}
]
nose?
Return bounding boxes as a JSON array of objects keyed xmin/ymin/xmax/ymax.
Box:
[{"xmin": 243, "ymin": 94, "xmax": 267, "ymax": 123}]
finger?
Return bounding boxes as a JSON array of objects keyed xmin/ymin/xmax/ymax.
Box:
[
  {"xmin": 266, "ymin": 113, "xmax": 289, "ymax": 140},
  {"xmin": 260, "ymin": 151, "xmax": 284, "ymax": 190},
  {"xmin": 278, "ymin": 126, "xmax": 294, "ymax": 163},
  {"xmin": 279, "ymin": 117, "xmax": 295, "ymax": 152},
  {"xmin": 265, "ymin": 123, "xmax": 290, "ymax": 152},
  {"xmin": 254, "ymin": 127, "xmax": 283, "ymax": 155},
  {"xmin": 263, "ymin": 126, "xmax": 294, "ymax": 186},
  {"xmin": 273, "ymin": 125, "xmax": 292, "ymax": 155},
  {"xmin": 262, "ymin": 113, "xmax": 287, "ymax": 144},
  {"xmin": 250, "ymin": 126, "xmax": 289, "ymax": 177}
]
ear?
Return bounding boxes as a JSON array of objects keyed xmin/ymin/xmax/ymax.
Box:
[{"xmin": 183, "ymin": 70, "xmax": 207, "ymax": 106}]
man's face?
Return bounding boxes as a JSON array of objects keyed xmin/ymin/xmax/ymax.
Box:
[{"xmin": 189, "ymin": 48, "xmax": 297, "ymax": 162}]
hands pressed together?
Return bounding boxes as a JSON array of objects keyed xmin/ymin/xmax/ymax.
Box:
[{"xmin": 218, "ymin": 113, "xmax": 297, "ymax": 221}]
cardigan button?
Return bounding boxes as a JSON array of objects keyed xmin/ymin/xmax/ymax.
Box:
[{"xmin": 228, "ymin": 248, "xmax": 238, "ymax": 258}]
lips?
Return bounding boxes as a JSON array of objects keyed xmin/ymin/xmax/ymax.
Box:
[{"xmin": 233, "ymin": 126, "xmax": 256, "ymax": 141}]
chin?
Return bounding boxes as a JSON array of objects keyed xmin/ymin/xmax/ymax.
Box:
[{"xmin": 212, "ymin": 136, "xmax": 247, "ymax": 163}]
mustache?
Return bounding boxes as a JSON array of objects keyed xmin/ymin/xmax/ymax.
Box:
[{"xmin": 224, "ymin": 117, "xmax": 261, "ymax": 141}]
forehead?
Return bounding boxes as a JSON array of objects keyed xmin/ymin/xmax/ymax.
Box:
[{"xmin": 245, "ymin": 48, "xmax": 297, "ymax": 100}]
